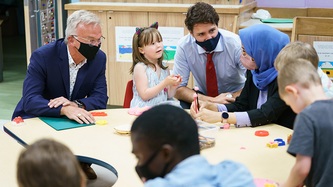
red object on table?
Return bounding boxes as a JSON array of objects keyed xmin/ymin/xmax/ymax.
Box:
[
  {"xmin": 12, "ymin": 116, "xmax": 24, "ymax": 124},
  {"xmin": 255, "ymin": 130, "xmax": 269, "ymax": 137},
  {"xmin": 90, "ymin": 112, "xmax": 108, "ymax": 116}
]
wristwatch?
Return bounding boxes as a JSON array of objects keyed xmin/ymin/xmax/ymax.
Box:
[
  {"xmin": 74, "ymin": 100, "xmax": 85, "ymax": 109},
  {"xmin": 221, "ymin": 111, "xmax": 229, "ymax": 123}
]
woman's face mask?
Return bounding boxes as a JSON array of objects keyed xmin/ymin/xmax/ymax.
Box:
[{"xmin": 240, "ymin": 46, "xmax": 257, "ymax": 70}]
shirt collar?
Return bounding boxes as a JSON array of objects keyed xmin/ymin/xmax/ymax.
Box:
[{"xmin": 67, "ymin": 46, "xmax": 87, "ymax": 67}]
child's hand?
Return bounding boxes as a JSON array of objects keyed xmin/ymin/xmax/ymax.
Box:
[
  {"xmin": 176, "ymin": 75, "xmax": 182, "ymax": 85},
  {"xmin": 165, "ymin": 75, "xmax": 182, "ymax": 87},
  {"xmin": 172, "ymin": 74, "xmax": 182, "ymax": 86},
  {"xmin": 164, "ymin": 75, "xmax": 177, "ymax": 86}
]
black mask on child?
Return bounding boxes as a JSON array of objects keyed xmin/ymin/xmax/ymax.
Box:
[
  {"xmin": 195, "ymin": 32, "xmax": 221, "ymax": 52},
  {"xmin": 74, "ymin": 38, "xmax": 100, "ymax": 60},
  {"xmin": 135, "ymin": 149, "xmax": 169, "ymax": 182}
]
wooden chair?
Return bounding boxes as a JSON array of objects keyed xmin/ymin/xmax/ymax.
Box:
[
  {"xmin": 291, "ymin": 16, "xmax": 333, "ymax": 43},
  {"xmin": 291, "ymin": 16, "xmax": 333, "ymax": 79}
]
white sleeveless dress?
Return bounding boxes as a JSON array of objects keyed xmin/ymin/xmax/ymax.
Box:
[{"xmin": 130, "ymin": 62, "xmax": 169, "ymax": 108}]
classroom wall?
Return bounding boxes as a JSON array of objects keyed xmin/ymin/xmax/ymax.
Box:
[{"xmin": 256, "ymin": 0, "xmax": 333, "ymax": 8}]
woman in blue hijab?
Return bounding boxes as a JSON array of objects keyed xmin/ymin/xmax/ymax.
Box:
[{"xmin": 190, "ymin": 24, "xmax": 296, "ymax": 129}]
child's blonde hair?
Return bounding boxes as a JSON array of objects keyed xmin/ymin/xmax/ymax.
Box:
[
  {"xmin": 278, "ymin": 58, "xmax": 321, "ymax": 97},
  {"xmin": 130, "ymin": 27, "xmax": 167, "ymax": 74},
  {"xmin": 17, "ymin": 139, "xmax": 85, "ymax": 187},
  {"xmin": 275, "ymin": 41, "xmax": 319, "ymax": 71}
]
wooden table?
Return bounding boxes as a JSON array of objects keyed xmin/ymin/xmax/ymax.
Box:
[
  {"xmin": 4, "ymin": 109, "xmax": 294, "ymax": 186},
  {"xmin": 0, "ymin": 130, "xmax": 25, "ymax": 187},
  {"xmin": 240, "ymin": 19, "xmax": 293, "ymax": 38}
]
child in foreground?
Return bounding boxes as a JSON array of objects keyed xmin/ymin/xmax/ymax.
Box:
[
  {"xmin": 130, "ymin": 22, "xmax": 182, "ymax": 108},
  {"xmin": 130, "ymin": 104, "xmax": 255, "ymax": 186},
  {"xmin": 278, "ymin": 59, "xmax": 333, "ymax": 187},
  {"xmin": 17, "ymin": 139, "xmax": 86, "ymax": 187},
  {"xmin": 275, "ymin": 41, "xmax": 333, "ymax": 98}
]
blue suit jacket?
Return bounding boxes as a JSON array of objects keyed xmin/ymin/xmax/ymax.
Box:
[{"xmin": 12, "ymin": 39, "xmax": 108, "ymax": 119}]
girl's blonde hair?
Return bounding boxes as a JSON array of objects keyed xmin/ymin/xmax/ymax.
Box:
[{"xmin": 130, "ymin": 27, "xmax": 168, "ymax": 74}]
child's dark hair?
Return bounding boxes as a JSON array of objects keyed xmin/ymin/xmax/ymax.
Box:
[
  {"xmin": 131, "ymin": 105, "xmax": 200, "ymax": 158},
  {"xmin": 185, "ymin": 2, "xmax": 219, "ymax": 32},
  {"xmin": 130, "ymin": 27, "xmax": 168, "ymax": 74}
]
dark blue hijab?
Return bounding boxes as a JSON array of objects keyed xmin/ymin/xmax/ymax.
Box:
[{"xmin": 239, "ymin": 24, "xmax": 289, "ymax": 91}]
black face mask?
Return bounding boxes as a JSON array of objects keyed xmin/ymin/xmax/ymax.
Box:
[
  {"xmin": 75, "ymin": 39, "xmax": 100, "ymax": 61},
  {"xmin": 135, "ymin": 149, "xmax": 169, "ymax": 182},
  {"xmin": 195, "ymin": 32, "xmax": 221, "ymax": 52}
]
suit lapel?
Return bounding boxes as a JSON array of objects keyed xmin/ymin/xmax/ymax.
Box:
[{"xmin": 58, "ymin": 42, "xmax": 70, "ymax": 99}]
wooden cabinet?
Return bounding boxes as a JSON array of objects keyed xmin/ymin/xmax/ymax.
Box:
[{"xmin": 65, "ymin": 2, "xmax": 256, "ymax": 105}]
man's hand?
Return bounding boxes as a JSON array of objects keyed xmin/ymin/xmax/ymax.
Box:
[
  {"xmin": 60, "ymin": 105, "xmax": 95, "ymax": 124},
  {"xmin": 209, "ymin": 93, "xmax": 235, "ymax": 104},
  {"xmin": 48, "ymin": 96, "xmax": 76, "ymax": 108}
]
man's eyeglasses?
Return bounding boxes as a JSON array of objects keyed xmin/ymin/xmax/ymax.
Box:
[{"xmin": 72, "ymin": 35, "xmax": 105, "ymax": 47}]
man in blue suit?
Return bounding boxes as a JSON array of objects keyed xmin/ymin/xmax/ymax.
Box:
[
  {"xmin": 13, "ymin": 10, "xmax": 108, "ymax": 124},
  {"xmin": 12, "ymin": 10, "xmax": 108, "ymax": 179}
]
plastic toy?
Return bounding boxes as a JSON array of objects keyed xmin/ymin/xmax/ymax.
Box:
[
  {"xmin": 266, "ymin": 141, "xmax": 278, "ymax": 148},
  {"xmin": 95, "ymin": 120, "xmax": 108, "ymax": 125},
  {"xmin": 273, "ymin": 138, "xmax": 286, "ymax": 146},
  {"xmin": 255, "ymin": 130, "xmax": 269, "ymax": 137},
  {"xmin": 90, "ymin": 111, "xmax": 107, "ymax": 116},
  {"xmin": 287, "ymin": 134, "xmax": 292, "ymax": 144},
  {"xmin": 12, "ymin": 116, "xmax": 24, "ymax": 124},
  {"xmin": 222, "ymin": 123, "xmax": 230, "ymax": 129}
]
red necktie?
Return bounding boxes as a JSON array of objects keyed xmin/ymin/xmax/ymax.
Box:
[{"xmin": 206, "ymin": 52, "xmax": 218, "ymax": 97}]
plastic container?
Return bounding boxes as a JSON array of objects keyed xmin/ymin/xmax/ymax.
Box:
[{"xmin": 196, "ymin": 120, "xmax": 219, "ymax": 149}]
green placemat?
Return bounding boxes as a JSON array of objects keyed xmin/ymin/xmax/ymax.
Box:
[
  {"xmin": 39, "ymin": 117, "xmax": 94, "ymax": 131},
  {"xmin": 261, "ymin": 18, "xmax": 294, "ymax": 23}
]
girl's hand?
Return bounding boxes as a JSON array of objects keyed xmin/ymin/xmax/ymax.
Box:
[
  {"xmin": 164, "ymin": 75, "xmax": 177, "ymax": 86},
  {"xmin": 172, "ymin": 75, "xmax": 182, "ymax": 87},
  {"xmin": 165, "ymin": 75, "xmax": 182, "ymax": 87}
]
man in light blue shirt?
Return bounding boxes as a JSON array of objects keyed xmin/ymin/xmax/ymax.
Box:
[
  {"xmin": 130, "ymin": 104, "xmax": 255, "ymax": 187},
  {"xmin": 173, "ymin": 2, "xmax": 246, "ymax": 108}
]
